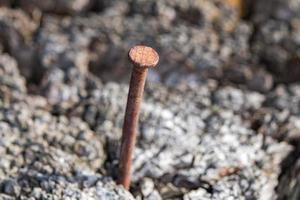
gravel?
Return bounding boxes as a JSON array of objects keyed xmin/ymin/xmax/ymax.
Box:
[
  {"xmin": 0, "ymin": 0, "xmax": 299, "ymax": 199},
  {"xmin": 0, "ymin": 53, "xmax": 133, "ymax": 199},
  {"xmin": 251, "ymin": 0, "xmax": 300, "ymax": 83},
  {"xmin": 74, "ymin": 81, "xmax": 290, "ymax": 199}
]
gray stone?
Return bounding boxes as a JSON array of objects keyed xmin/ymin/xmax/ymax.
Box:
[{"xmin": 1, "ymin": 179, "xmax": 21, "ymax": 196}]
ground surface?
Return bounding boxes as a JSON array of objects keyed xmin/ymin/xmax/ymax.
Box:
[{"xmin": 0, "ymin": 0, "xmax": 300, "ymax": 199}]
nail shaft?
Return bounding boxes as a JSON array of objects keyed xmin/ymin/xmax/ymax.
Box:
[
  {"xmin": 118, "ymin": 67, "xmax": 148, "ymax": 189},
  {"xmin": 118, "ymin": 45, "xmax": 159, "ymax": 190}
]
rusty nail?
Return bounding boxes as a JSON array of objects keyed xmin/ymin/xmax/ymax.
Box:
[{"xmin": 117, "ymin": 45, "xmax": 159, "ymax": 189}]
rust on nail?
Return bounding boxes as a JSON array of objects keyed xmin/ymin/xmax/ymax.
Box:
[{"xmin": 117, "ymin": 45, "xmax": 159, "ymax": 190}]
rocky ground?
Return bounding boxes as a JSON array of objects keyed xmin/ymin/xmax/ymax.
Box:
[{"xmin": 0, "ymin": 0, "xmax": 300, "ymax": 199}]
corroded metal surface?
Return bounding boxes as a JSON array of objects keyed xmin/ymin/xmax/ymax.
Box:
[{"xmin": 118, "ymin": 45, "xmax": 159, "ymax": 189}]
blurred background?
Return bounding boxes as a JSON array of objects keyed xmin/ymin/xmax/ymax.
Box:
[
  {"xmin": 1, "ymin": 0, "xmax": 298, "ymax": 92},
  {"xmin": 1, "ymin": 0, "xmax": 300, "ymax": 199}
]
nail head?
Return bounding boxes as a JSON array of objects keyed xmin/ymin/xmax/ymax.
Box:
[{"xmin": 128, "ymin": 45, "xmax": 159, "ymax": 69}]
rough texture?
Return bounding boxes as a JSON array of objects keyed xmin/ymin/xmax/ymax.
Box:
[
  {"xmin": 75, "ymin": 82, "xmax": 291, "ymax": 200},
  {"xmin": 128, "ymin": 45, "xmax": 159, "ymax": 68},
  {"xmin": 0, "ymin": 54, "xmax": 134, "ymax": 199},
  {"xmin": 0, "ymin": 0, "xmax": 299, "ymax": 199}
]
